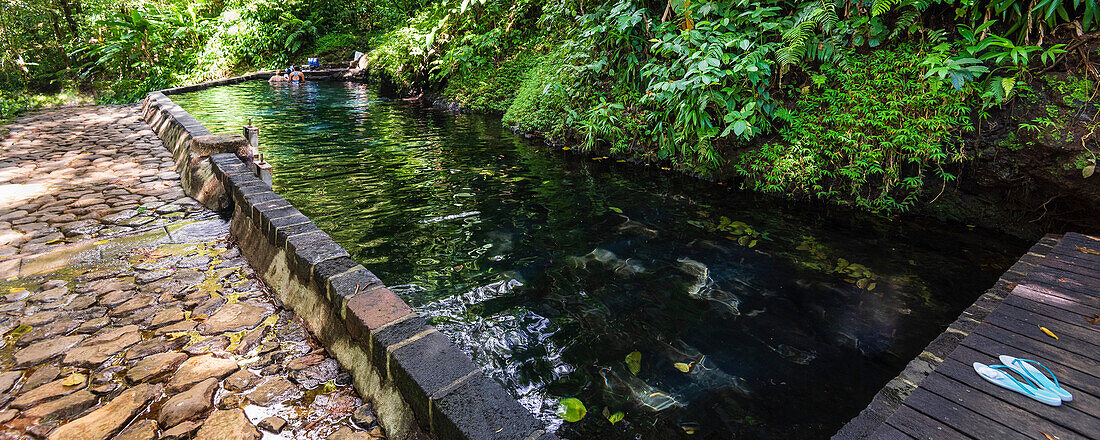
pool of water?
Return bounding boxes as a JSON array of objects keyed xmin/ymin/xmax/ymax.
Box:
[{"xmin": 174, "ymin": 81, "xmax": 1028, "ymax": 439}]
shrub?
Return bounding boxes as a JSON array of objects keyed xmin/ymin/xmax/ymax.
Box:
[{"xmin": 735, "ymin": 44, "xmax": 973, "ymax": 211}]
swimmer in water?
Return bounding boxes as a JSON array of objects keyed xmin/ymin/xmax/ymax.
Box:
[
  {"xmin": 288, "ymin": 65, "xmax": 305, "ymax": 82},
  {"xmin": 268, "ymin": 69, "xmax": 289, "ymax": 83}
]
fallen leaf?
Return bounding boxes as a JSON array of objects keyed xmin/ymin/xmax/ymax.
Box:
[
  {"xmin": 1039, "ymin": 326, "xmax": 1059, "ymax": 340},
  {"xmin": 608, "ymin": 411, "xmax": 624, "ymax": 424},
  {"xmin": 1086, "ymin": 314, "xmax": 1100, "ymax": 326},
  {"xmin": 625, "ymin": 351, "xmax": 641, "ymax": 375},
  {"xmin": 1041, "ymin": 431, "xmax": 1057, "ymax": 440},
  {"xmin": 1076, "ymin": 246, "xmax": 1100, "ymax": 255},
  {"xmin": 192, "ymin": 314, "xmax": 209, "ymax": 321},
  {"xmin": 62, "ymin": 373, "xmax": 86, "ymax": 387},
  {"xmin": 674, "ymin": 362, "xmax": 691, "ymax": 373},
  {"xmin": 558, "ymin": 398, "xmax": 586, "ymax": 422}
]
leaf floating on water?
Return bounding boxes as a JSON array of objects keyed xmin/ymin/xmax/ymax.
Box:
[
  {"xmin": 1039, "ymin": 326, "xmax": 1059, "ymax": 340},
  {"xmin": 559, "ymin": 398, "xmax": 586, "ymax": 422},
  {"xmin": 625, "ymin": 351, "xmax": 641, "ymax": 375},
  {"xmin": 607, "ymin": 411, "xmax": 624, "ymax": 424},
  {"xmin": 609, "ymin": 207, "xmax": 623, "ymax": 214},
  {"xmin": 680, "ymin": 422, "xmax": 700, "ymax": 434},
  {"xmin": 62, "ymin": 373, "xmax": 85, "ymax": 387},
  {"xmin": 673, "ymin": 362, "xmax": 691, "ymax": 373},
  {"xmin": 1076, "ymin": 246, "xmax": 1100, "ymax": 255}
]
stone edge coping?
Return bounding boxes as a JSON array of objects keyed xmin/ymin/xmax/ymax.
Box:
[
  {"xmin": 832, "ymin": 234, "xmax": 1062, "ymax": 439},
  {"xmin": 143, "ymin": 87, "xmax": 556, "ymax": 440},
  {"xmin": 156, "ymin": 69, "xmax": 352, "ymax": 96}
]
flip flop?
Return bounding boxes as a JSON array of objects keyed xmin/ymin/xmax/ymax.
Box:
[
  {"xmin": 999, "ymin": 355, "xmax": 1073, "ymax": 402},
  {"xmin": 973, "ymin": 362, "xmax": 1062, "ymax": 406}
]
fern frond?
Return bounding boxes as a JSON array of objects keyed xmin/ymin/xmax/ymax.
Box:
[{"xmin": 871, "ymin": 0, "xmax": 903, "ymax": 16}]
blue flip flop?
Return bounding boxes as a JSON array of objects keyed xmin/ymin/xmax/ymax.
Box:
[
  {"xmin": 999, "ymin": 355, "xmax": 1073, "ymax": 402},
  {"xmin": 973, "ymin": 362, "xmax": 1062, "ymax": 406}
]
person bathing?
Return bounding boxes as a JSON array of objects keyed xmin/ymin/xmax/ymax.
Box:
[{"xmin": 288, "ymin": 65, "xmax": 305, "ymax": 82}]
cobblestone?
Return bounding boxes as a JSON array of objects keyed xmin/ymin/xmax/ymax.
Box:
[{"xmin": 0, "ymin": 105, "xmax": 381, "ymax": 439}]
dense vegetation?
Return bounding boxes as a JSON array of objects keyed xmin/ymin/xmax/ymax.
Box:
[{"xmin": 3, "ymin": 0, "xmax": 1097, "ymax": 212}]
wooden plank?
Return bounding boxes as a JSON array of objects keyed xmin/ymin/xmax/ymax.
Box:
[
  {"xmin": 1043, "ymin": 249, "xmax": 1100, "ymax": 268},
  {"xmin": 1042, "ymin": 239, "xmax": 1100, "ymax": 265},
  {"xmin": 1038, "ymin": 255, "xmax": 1100, "ymax": 283},
  {"xmin": 994, "ymin": 305, "xmax": 1100, "ymax": 349},
  {"xmin": 899, "ymin": 388, "xmax": 1022, "ymax": 439},
  {"xmin": 1012, "ymin": 285, "xmax": 1100, "ymax": 318},
  {"xmin": 985, "ymin": 306, "xmax": 1100, "ymax": 362},
  {"xmin": 936, "ymin": 356, "xmax": 1100, "ymax": 432},
  {"xmin": 885, "ymin": 405, "xmax": 971, "ymax": 440},
  {"xmin": 950, "ymin": 343, "xmax": 1100, "ymax": 401},
  {"xmin": 919, "ymin": 372, "xmax": 1082, "ymax": 440},
  {"xmin": 1015, "ymin": 279, "xmax": 1100, "ymax": 309},
  {"xmin": 1024, "ymin": 266, "xmax": 1100, "ymax": 300},
  {"xmin": 867, "ymin": 423, "xmax": 917, "ymax": 440},
  {"xmin": 1060, "ymin": 232, "xmax": 1100, "ymax": 249},
  {"xmin": 1029, "ymin": 263, "xmax": 1100, "ymax": 290},
  {"xmin": 1003, "ymin": 294, "xmax": 1094, "ymax": 326},
  {"xmin": 961, "ymin": 334, "xmax": 1100, "ymax": 400},
  {"xmin": 972, "ymin": 323, "xmax": 1100, "ymax": 381}
]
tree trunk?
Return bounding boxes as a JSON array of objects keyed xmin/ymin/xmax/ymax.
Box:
[{"xmin": 56, "ymin": 0, "xmax": 80, "ymax": 39}]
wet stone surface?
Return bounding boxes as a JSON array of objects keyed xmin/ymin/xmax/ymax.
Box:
[{"xmin": 0, "ymin": 106, "xmax": 382, "ymax": 440}]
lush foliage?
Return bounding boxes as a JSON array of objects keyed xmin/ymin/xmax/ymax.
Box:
[
  {"xmin": 736, "ymin": 45, "xmax": 972, "ymax": 211},
  {"xmin": 3, "ymin": 0, "xmax": 1096, "ymax": 212},
  {"xmin": 1, "ymin": 0, "xmax": 413, "ymax": 106}
]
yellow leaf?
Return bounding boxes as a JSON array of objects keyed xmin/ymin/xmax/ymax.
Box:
[
  {"xmin": 674, "ymin": 362, "xmax": 691, "ymax": 373},
  {"xmin": 1077, "ymin": 246, "xmax": 1100, "ymax": 255},
  {"xmin": 62, "ymin": 373, "xmax": 86, "ymax": 387},
  {"xmin": 1039, "ymin": 326, "xmax": 1058, "ymax": 340}
]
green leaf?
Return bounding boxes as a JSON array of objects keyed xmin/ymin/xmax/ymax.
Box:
[
  {"xmin": 625, "ymin": 351, "xmax": 641, "ymax": 375},
  {"xmin": 559, "ymin": 398, "xmax": 587, "ymax": 422},
  {"xmin": 608, "ymin": 411, "xmax": 624, "ymax": 424},
  {"xmin": 733, "ymin": 120, "xmax": 748, "ymax": 136},
  {"xmin": 609, "ymin": 207, "xmax": 623, "ymax": 214},
  {"xmin": 1084, "ymin": 164, "xmax": 1095, "ymax": 178}
]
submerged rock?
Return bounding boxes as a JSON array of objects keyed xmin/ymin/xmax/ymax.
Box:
[
  {"xmin": 159, "ymin": 377, "xmax": 218, "ymax": 427},
  {"xmin": 195, "ymin": 408, "xmax": 261, "ymax": 440},
  {"xmin": 47, "ymin": 383, "xmax": 163, "ymax": 440}
]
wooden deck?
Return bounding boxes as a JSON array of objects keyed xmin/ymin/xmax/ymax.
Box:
[{"xmin": 840, "ymin": 233, "xmax": 1100, "ymax": 440}]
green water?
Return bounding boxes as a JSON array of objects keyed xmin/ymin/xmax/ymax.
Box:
[{"xmin": 174, "ymin": 81, "xmax": 1028, "ymax": 439}]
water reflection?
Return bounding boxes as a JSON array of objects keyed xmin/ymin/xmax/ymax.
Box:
[{"xmin": 174, "ymin": 81, "xmax": 1028, "ymax": 439}]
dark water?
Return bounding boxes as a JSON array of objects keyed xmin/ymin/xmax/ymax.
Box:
[{"xmin": 174, "ymin": 81, "xmax": 1028, "ymax": 439}]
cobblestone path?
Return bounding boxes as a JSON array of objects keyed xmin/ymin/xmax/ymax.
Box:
[{"xmin": 0, "ymin": 106, "xmax": 384, "ymax": 440}]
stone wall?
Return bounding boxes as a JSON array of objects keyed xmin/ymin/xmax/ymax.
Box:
[{"xmin": 141, "ymin": 76, "xmax": 554, "ymax": 440}]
